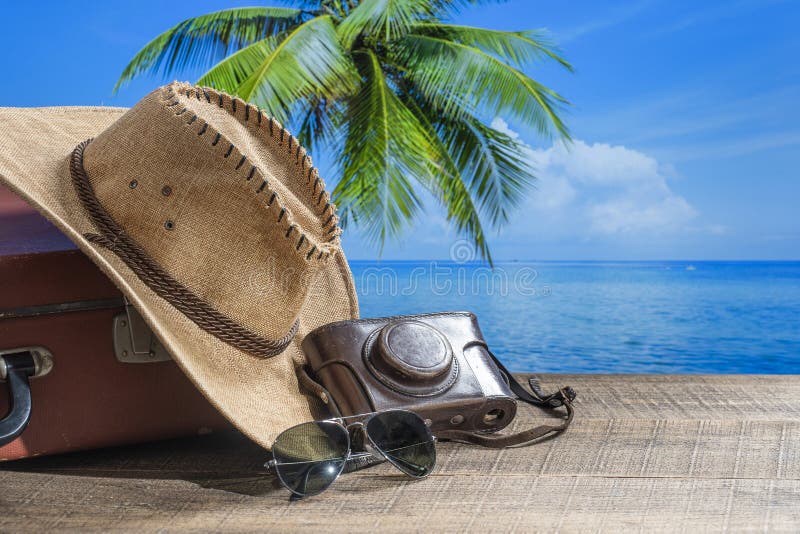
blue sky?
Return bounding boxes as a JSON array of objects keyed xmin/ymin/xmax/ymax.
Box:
[{"xmin": 1, "ymin": 0, "xmax": 798, "ymax": 260}]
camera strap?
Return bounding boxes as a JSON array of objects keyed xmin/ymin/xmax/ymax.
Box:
[
  {"xmin": 436, "ymin": 346, "xmax": 576, "ymax": 448},
  {"xmin": 296, "ymin": 347, "xmax": 576, "ymax": 449}
]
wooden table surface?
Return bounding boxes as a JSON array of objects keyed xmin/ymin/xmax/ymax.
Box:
[{"xmin": 1, "ymin": 374, "xmax": 799, "ymax": 532}]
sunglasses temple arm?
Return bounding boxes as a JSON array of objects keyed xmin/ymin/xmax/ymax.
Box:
[
  {"xmin": 341, "ymin": 451, "xmax": 385, "ymax": 473},
  {"xmin": 266, "ymin": 452, "xmax": 385, "ymax": 476}
]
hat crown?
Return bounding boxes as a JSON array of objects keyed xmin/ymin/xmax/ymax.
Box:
[{"xmin": 79, "ymin": 82, "xmax": 341, "ymax": 347}]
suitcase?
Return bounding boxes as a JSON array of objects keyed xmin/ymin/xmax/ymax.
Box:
[{"xmin": 0, "ymin": 185, "xmax": 231, "ymax": 461}]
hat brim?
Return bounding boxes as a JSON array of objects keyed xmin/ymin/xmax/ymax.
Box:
[{"xmin": 0, "ymin": 106, "xmax": 359, "ymax": 448}]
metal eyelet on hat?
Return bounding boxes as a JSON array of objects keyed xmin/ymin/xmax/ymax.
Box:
[{"xmin": 164, "ymin": 220, "xmax": 175, "ymax": 231}]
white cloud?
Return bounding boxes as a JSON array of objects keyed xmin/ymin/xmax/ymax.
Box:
[
  {"xmin": 493, "ymin": 119, "xmax": 701, "ymax": 239},
  {"xmin": 346, "ymin": 122, "xmax": 723, "ymax": 259},
  {"xmin": 587, "ymin": 195, "xmax": 696, "ymax": 235}
]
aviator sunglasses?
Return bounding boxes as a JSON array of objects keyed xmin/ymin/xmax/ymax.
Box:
[{"xmin": 265, "ymin": 409, "xmax": 436, "ymax": 498}]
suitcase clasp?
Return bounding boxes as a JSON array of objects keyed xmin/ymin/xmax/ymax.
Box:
[
  {"xmin": 0, "ymin": 350, "xmax": 38, "ymax": 447},
  {"xmin": 112, "ymin": 298, "xmax": 172, "ymax": 364},
  {"xmin": 0, "ymin": 346, "xmax": 54, "ymax": 381}
]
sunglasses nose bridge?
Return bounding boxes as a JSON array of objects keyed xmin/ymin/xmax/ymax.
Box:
[
  {"xmin": 345, "ymin": 420, "xmax": 365, "ymax": 432},
  {"xmin": 345, "ymin": 421, "xmax": 369, "ymax": 450}
]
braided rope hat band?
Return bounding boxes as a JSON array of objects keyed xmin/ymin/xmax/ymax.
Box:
[{"xmin": 0, "ymin": 82, "xmax": 359, "ymax": 448}]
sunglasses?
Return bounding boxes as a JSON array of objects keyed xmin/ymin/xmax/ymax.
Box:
[{"xmin": 265, "ymin": 409, "xmax": 436, "ymax": 498}]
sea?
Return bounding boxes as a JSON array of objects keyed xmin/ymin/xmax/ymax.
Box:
[{"xmin": 350, "ymin": 260, "xmax": 800, "ymax": 374}]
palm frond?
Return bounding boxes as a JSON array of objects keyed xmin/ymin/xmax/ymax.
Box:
[
  {"xmin": 294, "ymin": 96, "xmax": 344, "ymax": 156},
  {"xmin": 412, "ymin": 23, "xmax": 572, "ymax": 70},
  {"xmin": 438, "ymin": 113, "xmax": 533, "ymax": 227},
  {"xmin": 402, "ymin": 94, "xmax": 492, "ymax": 263},
  {"xmin": 116, "ymin": 0, "xmax": 572, "ymax": 263},
  {"xmin": 430, "ymin": 0, "xmax": 509, "ymax": 16},
  {"xmin": 198, "ymin": 16, "xmax": 356, "ymax": 123},
  {"xmin": 333, "ymin": 50, "xmax": 437, "ymax": 248},
  {"xmin": 337, "ymin": 0, "xmax": 433, "ymax": 48},
  {"xmin": 393, "ymin": 34, "xmax": 570, "ymax": 138},
  {"xmin": 115, "ymin": 7, "xmax": 306, "ymax": 91}
]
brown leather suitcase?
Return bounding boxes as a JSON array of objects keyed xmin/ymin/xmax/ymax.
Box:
[{"xmin": 0, "ymin": 186, "xmax": 231, "ymax": 461}]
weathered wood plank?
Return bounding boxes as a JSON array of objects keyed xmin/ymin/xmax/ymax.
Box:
[
  {"xmin": 535, "ymin": 374, "xmax": 800, "ymax": 421},
  {"xmin": 1, "ymin": 374, "xmax": 798, "ymax": 532}
]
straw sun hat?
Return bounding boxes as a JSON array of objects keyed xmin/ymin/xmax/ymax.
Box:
[{"xmin": 0, "ymin": 82, "xmax": 359, "ymax": 448}]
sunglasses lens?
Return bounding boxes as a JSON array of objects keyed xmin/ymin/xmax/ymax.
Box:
[
  {"xmin": 272, "ymin": 421, "xmax": 349, "ymax": 497},
  {"xmin": 366, "ymin": 410, "xmax": 436, "ymax": 478}
]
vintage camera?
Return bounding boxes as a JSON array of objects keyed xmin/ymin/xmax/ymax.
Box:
[{"xmin": 301, "ymin": 312, "xmax": 518, "ymax": 433}]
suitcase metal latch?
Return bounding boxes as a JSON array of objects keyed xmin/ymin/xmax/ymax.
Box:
[
  {"xmin": 0, "ymin": 347, "xmax": 54, "ymax": 447},
  {"xmin": 112, "ymin": 299, "xmax": 171, "ymax": 364},
  {"xmin": 0, "ymin": 346, "xmax": 54, "ymax": 381}
]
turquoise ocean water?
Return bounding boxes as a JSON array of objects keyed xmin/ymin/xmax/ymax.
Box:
[{"xmin": 350, "ymin": 261, "xmax": 800, "ymax": 374}]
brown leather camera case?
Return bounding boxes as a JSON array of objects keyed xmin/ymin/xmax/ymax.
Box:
[{"xmin": 301, "ymin": 312, "xmax": 519, "ymax": 434}]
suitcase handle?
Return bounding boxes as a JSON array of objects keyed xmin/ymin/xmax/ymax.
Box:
[{"xmin": 0, "ymin": 351, "xmax": 36, "ymax": 447}]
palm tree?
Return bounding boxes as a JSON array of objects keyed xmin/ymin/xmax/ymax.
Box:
[{"xmin": 117, "ymin": 0, "xmax": 571, "ymax": 263}]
